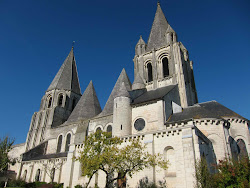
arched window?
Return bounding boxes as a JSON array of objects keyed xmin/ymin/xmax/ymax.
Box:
[
  {"xmin": 48, "ymin": 97, "xmax": 52, "ymax": 108},
  {"xmin": 23, "ymin": 170, "xmax": 27, "ymax": 181},
  {"xmin": 51, "ymin": 168, "xmax": 55, "ymax": 182},
  {"xmin": 164, "ymin": 147, "xmax": 176, "ymax": 177},
  {"xmin": 58, "ymin": 94, "xmax": 63, "ymax": 106},
  {"xmin": 147, "ymin": 63, "xmax": 153, "ymax": 82},
  {"xmin": 162, "ymin": 57, "xmax": 169, "ymax": 77},
  {"xmin": 56, "ymin": 135, "xmax": 63, "ymax": 153},
  {"xmin": 35, "ymin": 169, "xmax": 41, "ymax": 182},
  {"xmin": 65, "ymin": 133, "xmax": 71, "ymax": 152},
  {"xmin": 107, "ymin": 125, "xmax": 112, "ymax": 133},
  {"xmin": 237, "ymin": 139, "xmax": 248, "ymax": 158}
]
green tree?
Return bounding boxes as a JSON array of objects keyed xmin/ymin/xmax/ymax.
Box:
[
  {"xmin": 213, "ymin": 157, "xmax": 249, "ymax": 188},
  {"xmin": 0, "ymin": 136, "xmax": 15, "ymax": 176},
  {"xmin": 194, "ymin": 157, "xmax": 215, "ymax": 188},
  {"xmin": 75, "ymin": 132, "xmax": 168, "ymax": 188},
  {"xmin": 194, "ymin": 157, "xmax": 250, "ymax": 188}
]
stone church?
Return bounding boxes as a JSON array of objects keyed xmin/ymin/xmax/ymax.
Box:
[{"xmin": 9, "ymin": 2, "xmax": 249, "ymax": 188}]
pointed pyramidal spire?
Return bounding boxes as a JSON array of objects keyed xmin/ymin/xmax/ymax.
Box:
[
  {"xmin": 47, "ymin": 47, "xmax": 81, "ymax": 94},
  {"xmin": 117, "ymin": 82, "xmax": 130, "ymax": 98},
  {"xmin": 67, "ymin": 80, "xmax": 102, "ymax": 123},
  {"xmin": 98, "ymin": 69, "xmax": 131, "ymax": 117},
  {"xmin": 146, "ymin": 2, "xmax": 171, "ymax": 51}
]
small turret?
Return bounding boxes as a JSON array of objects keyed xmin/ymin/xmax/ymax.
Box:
[
  {"xmin": 165, "ymin": 25, "xmax": 177, "ymax": 45},
  {"xmin": 113, "ymin": 82, "xmax": 132, "ymax": 137},
  {"xmin": 135, "ymin": 36, "xmax": 146, "ymax": 56},
  {"xmin": 132, "ymin": 72, "xmax": 145, "ymax": 90}
]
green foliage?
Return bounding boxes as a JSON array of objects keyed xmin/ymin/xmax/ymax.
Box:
[
  {"xmin": 213, "ymin": 157, "xmax": 249, "ymax": 188},
  {"xmin": 6, "ymin": 179, "xmax": 26, "ymax": 187},
  {"xmin": 0, "ymin": 181, "xmax": 5, "ymax": 187},
  {"xmin": 76, "ymin": 132, "xmax": 168, "ymax": 188},
  {"xmin": 52, "ymin": 183, "xmax": 63, "ymax": 188},
  {"xmin": 194, "ymin": 157, "xmax": 215, "ymax": 188},
  {"xmin": 195, "ymin": 157, "xmax": 250, "ymax": 188},
  {"xmin": 74, "ymin": 185, "xmax": 83, "ymax": 188},
  {"xmin": 0, "ymin": 136, "xmax": 15, "ymax": 175}
]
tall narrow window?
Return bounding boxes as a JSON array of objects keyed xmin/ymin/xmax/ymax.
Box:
[
  {"xmin": 56, "ymin": 135, "xmax": 62, "ymax": 153},
  {"xmin": 65, "ymin": 133, "xmax": 71, "ymax": 152},
  {"xmin": 147, "ymin": 63, "xmax": 153, "ymax": 82},
  {"xmin": 107, "ymin": 125, "xmax": 112, "ymax": 133},
  {"xmin": 237, "ymin": 139, "xmax": 248, "ymax": 158},
  {"xmin": 58, "ymin": 94, "xmax": 63, "ymax": 106},
  {"xmin": 51, "ymin": 168, "xmax": 55, "ymax": 182},
  {"xmin": 48, "ymin": 97, "xmax": 52, "ymax": 108},
  {"xmin": 23, "ymin": 170, "xmax": 27, "ymax": 181},
  {"xmin": 35, "ymin": 169, "xmax": 41, "ymax": 182},
  {"xmin": 162, "ymin": 57, "xmax": 169, "ymax": 77}
]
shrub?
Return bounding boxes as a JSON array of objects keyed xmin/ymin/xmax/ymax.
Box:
[
  {"xmin": 194, "ymin": 157, "xmax": 215, "ymax": 188},
  {"xmin": 213, "ymin": 157, "xmax": 249, "ymax": 188},
  {"xmin": 74, "ymin": 185, "xmax": 83, "ymax": 188},
  {"xmin": 7, "ymin": 179, "xmax": 27, "ymax": 187},
  {"xmin": 195, "ymin": 157, "xmax": 250, "ymax": 188},
  {"xmin": 25, "ymin": 182, "xmax": 36, "ymax": 188},
  {"xmin": 53, "ymin": 183, "xmax": 63, "ymax": 188}
]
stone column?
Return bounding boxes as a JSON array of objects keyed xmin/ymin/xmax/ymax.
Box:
[{"xmin": 182, "ymin": 128, "xmax": 196, "ymax": 188}]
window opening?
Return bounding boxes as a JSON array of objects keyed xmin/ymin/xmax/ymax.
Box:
[
  {"xmin": 58, "ymin": 94, "xmax": 63, "ymax": 106},
  {"xmin": 237, "ymin": 139, "xmax": 248, "ymax": 159},
  {"xmin": 162, "ymin": 57, "xmax": 169, "ymax": 77},
  {"xmin": 147, "ymin": 63, "xmax": 153, "ymax": 82},
  {"xmin": 107, "ymin": 125, "xmax": 112, "ymax": 133},
  {"xmin": 35, "ymin": 169, "xmax": 41, "ymax": 182},
  {"xmin": 23, "ymin": 170, "xmax": 27, "ymax": 181},
  {"xmin": 48, "ymin": 97, "xmax": 52, "ymax": 108},
  {"xmin": 65, "ymin": 133, "xmax": 71, "ymax": 152},
  {"xmin": 56, "ymin": 135, "xmax": 62, "ymax": 153},
  {"xmin": 51, "ymin": 168, "xmax": 55, "ymax": 182}
]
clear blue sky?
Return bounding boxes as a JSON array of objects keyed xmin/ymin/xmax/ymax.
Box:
[{"xmin": 0, "ymin": 0, "xmax": 249, "ymax": 144}]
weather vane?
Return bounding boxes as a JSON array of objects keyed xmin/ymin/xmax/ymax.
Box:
[{"xmin": 72, "ymin": 41, "xmax": 75, "ymax": 48}]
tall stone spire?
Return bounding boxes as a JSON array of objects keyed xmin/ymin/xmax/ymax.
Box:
[
  {"xmin": 98, "ymin": 69, "xmax": 131, "ymax": 117},
  {"xmin": 47, "ymin": 47, "xmax": 81, "ymax": 94},
  {"xmin": 146, "ymin": 2, "xmax": 169, "ymax": 51},
  {"xmin": 67, "ymin": 81, "xmax": 101, "ymax": 123}
]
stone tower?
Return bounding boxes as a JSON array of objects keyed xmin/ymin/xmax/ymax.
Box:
[
  {"xmin": 24, "ymin": 47, "xmax": 82, "ymax": 151},
  {"xmin": 133, "ymin": 2, "xmax": 198, "ymax": 108}
]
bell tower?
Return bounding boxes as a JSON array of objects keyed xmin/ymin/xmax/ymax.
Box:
[
  {"xmin": 133, "ymin": 2, "xmax": 198, "ymax": 108},
  {"xmin": 24, "ymin": 47, "xmax": 82, "ymax": 151}
]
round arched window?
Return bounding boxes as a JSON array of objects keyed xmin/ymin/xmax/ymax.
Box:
[
  {"xmin": 134, "ymin": 118, "xmax": 145, "ymax": 131},
  {"xmin": 107, "ymin": 125, "xmax": 112, "ymax": 133},
  {"xmin": 96, "ymin": 127, "xmax": 102, "ymax": 133}
]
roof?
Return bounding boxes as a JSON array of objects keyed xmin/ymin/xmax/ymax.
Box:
[
  {"xmin": 146, "ymin": 2, "xmax": 170, "ymax": 52},
  {"xmin": 167, "ymin": 101, "xmax": 248, "ymax": 123},
  {"xmin": 131, "ymin": 85, "xmax": 176, "ymax": 105},
  {"xmin": 47, "ymin": 47, "xmax": 81, "ymax": 95},
  {"xmin": 117, "ymin": 82, "xmax": 130, "ymax": 98},
  {"xmin": 132, "ymin": 72, "xmax": 145, "ymax": 90},
  {"xmin": 67, "ymin": 81, "xmax": 102, "ymax": 123},
  {"xmin": 98, "ymin": 69, "xmax": 131, "ymax": 117},
  {"xmin": 22, "ymin": 152, "xmax": 67, "ymax": 161}
]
